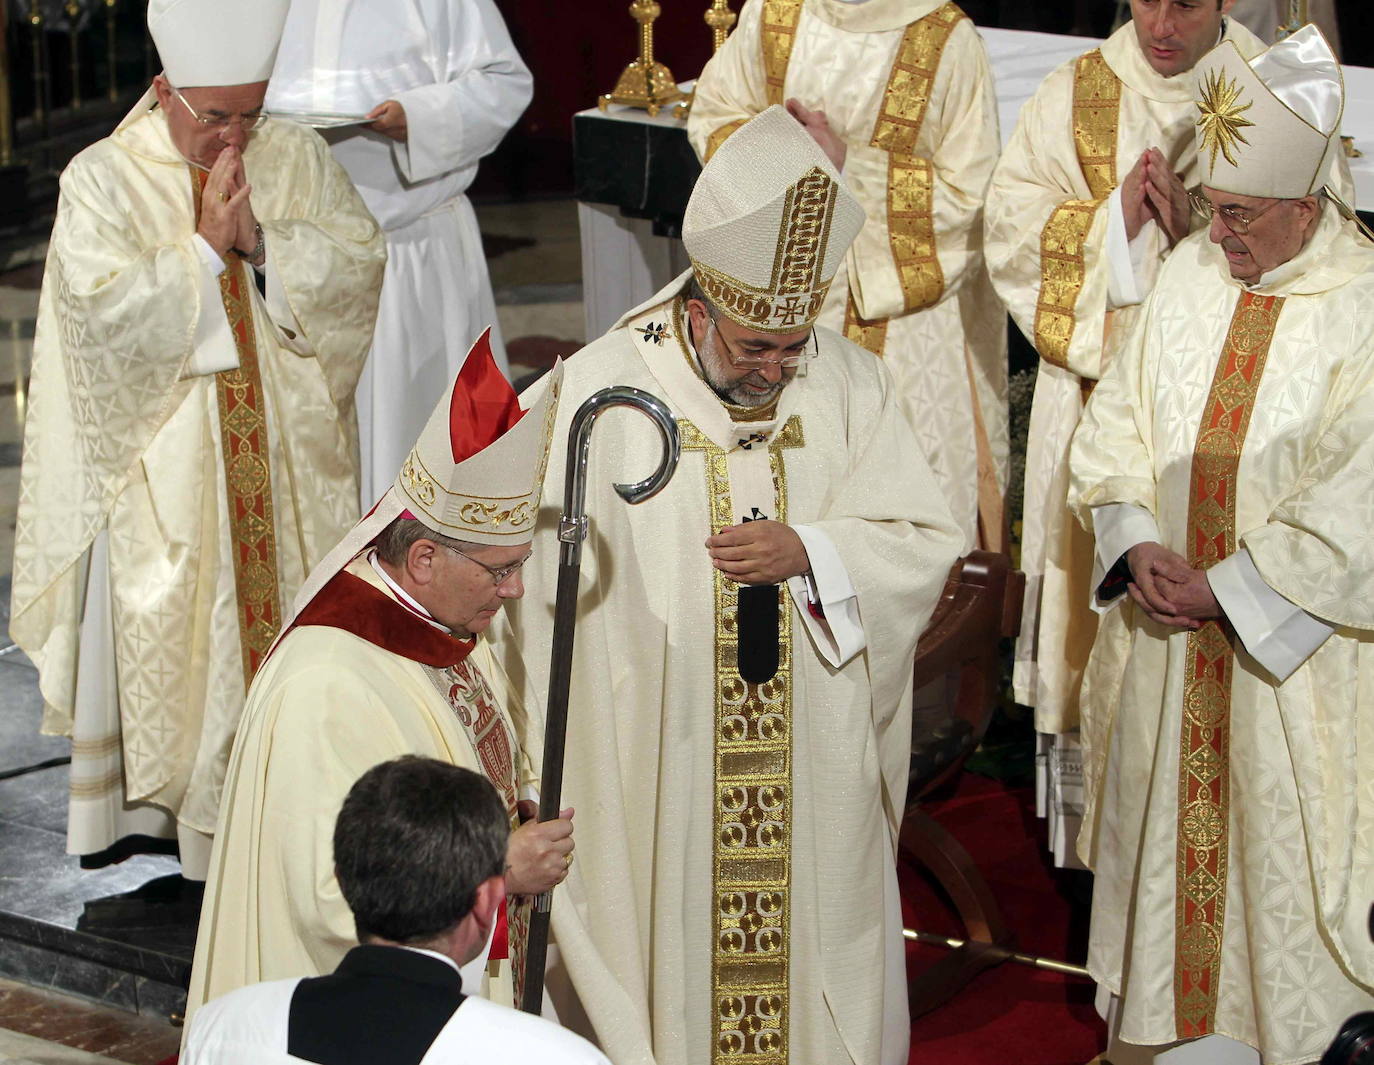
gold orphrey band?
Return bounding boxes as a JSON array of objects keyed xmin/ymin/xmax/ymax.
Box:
[
  {"xmin": 189, "ymin": 168, "xmax": 282, "ymax": 691},
  {"xmin": 1173, "ymin": 290, "xmax": 1284, "ymax": 1037},
  {"xmin": 1032, "ymin": 49, "xmax": 1121, "ymax": 368},
  {"xmin": 680, "ymin": 415, "xmax": 804, "ymax": 1064}
]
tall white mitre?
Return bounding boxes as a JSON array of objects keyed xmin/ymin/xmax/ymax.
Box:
[
  {"xmin": 1193, "ymin": 24, "xmax": 1344, "ymax": 198},
  {"xmin": 147, "ymin": 0, "xmax": 291, "ymax": 87},
  {"xmin": 682, "ymin": 104, "xmax": 866, "ymax": 335},
  {"xmin": 285, "ymin": 329, "xmax": 564, "ymax": 621}
]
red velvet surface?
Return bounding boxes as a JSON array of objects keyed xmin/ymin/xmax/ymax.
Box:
[{"xmin": 902, "ymin": 772, "xmax": 1106, "ymax": 1065}]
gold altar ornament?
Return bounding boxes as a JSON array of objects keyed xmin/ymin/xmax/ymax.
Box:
[
  {"xmin": 705, "ymin": 0, "xmax": 736, "ymax": 52},
  {"xmin": 1276, "ymin": 0, "xmax": 1308, "ymax": 39},
  {"xmin": 599, "ymin": 0, "xmax": 685, "ymax": 118}
]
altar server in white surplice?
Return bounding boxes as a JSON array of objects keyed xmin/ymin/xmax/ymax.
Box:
[
  {"xmin": 8, "ymin": 0, "xmax": 384, "ymax": 878},
  {"xmin": 1068, "ymin": 28, "xmax": 1374, "ymax": 1064},
  {"xmin": 687, "ymin": 0, "xmax": 1008, "ymax": 551},
  {"xmin": 188, "ymin": 336, "xmax": 571, "ymax": 1021},
  {"xmin": 490, "ymin": 106, "xmax": 964, "ymax": 1065},
  {"xmin": 983, "ymin": 1, "xmax": 1266, "ymax": 865},
  {"xmin": 267, "ymin": 0, "xmax": 532, "ymax": 506}
]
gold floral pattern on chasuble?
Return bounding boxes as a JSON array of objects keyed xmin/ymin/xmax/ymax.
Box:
[
  {"xmin": 680, "ymin": 415, "xmax": 805, "ymax": 1065},
  {"xmin": 1033, "ymin": 50, "xmax": 1122, "ymax": 369},
  {"xmin": 869, "ymin": 3, "xmax": 965, "ymax": 318},
  {"xmin": 421, "ymin": 658, "xmax": 530, "ymax": 1004},
  {"xmin": 761, "ymin": 0, "xmax": 804, "ymax": 107},
  {"xmin": 693, "ymin": 166, "xmax": 839, "ymax": 332},
  {"xmin": 843, "ymin": 290, "xmax": 889, "ymax": 355},
  {"xmin": 1174, "ymin": 292, "xmax": 1283, "ymax": 1038},
  {"xmin": 190, "ymin": 168, "xmax": 282, "ymax": 690}
]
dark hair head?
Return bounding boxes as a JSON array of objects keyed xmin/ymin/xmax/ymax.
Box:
[
  {"xmin": 373, "ymin": 516, "xmax": 483, "ymax": 568},
  {"xmin": 333, "ymin": 756, "xmax": 509, "ymax": 945}
]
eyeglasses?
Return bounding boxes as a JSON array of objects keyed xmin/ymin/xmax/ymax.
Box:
[
  {"xmin": 171, "ymin": 86, "xmax": 267, "ymax": 132},
  {"xmin": 442, "ymin": 544, "xmax": 531, "ymax": 586},
  {"xmin": 1187, "ymin": 190, "xmax": 1280, "ymax": 235},
  {"xmin": 708, "ymin": 314, "xmax": 818, "ymax": 370}
]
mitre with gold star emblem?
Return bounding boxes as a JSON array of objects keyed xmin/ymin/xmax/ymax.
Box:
[
  {"xmin": 1193, "ymin": 24, "xmax": 1343, "ymax": 199},
  {"xmin": 682, "ymin": 104, "xmax": 866, "ymax": 335}
]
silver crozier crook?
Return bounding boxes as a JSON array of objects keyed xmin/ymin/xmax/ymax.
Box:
[{"xmin": 519, "ymin": 386, "xmax": 681, "ymax": 1014}]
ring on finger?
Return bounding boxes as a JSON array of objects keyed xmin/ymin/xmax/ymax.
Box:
[
  {"xmin": 218, "ymin": 191, "xmax": 228, "ymax": 203},
  {"xmin": 564, "ymin": 852, "xmax": 573, "ymax": 869}
]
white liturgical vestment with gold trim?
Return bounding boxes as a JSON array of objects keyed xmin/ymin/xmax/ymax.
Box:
[
  {"xmin": 688, "ymin": 0, "xmax": 1007, "ymax": 550},
  {"xmin": 1067, "ymin": 207, "xmax": 1374, "ymax": 1064},
  {"xmin": 489, "ymin": 274, "xmax": 964, "ymax": 1065},
  {"xmin": 9, "ymin": 103, "xmax": 384, "ymax": 875}
]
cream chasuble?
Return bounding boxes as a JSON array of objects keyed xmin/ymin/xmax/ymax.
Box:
[
  {"xmin": 1067, "ymin": 208, "xmax": 1374, "ymax": 1064},
  {"xmin": 687, "ymin": 0, "xmax": 1006, "ymax": 551},
  {"xmin": 9, "ymin": 103, "xmax": 384, "ymax": 874},
  {"xmin": 986, "ymin": 19, "xmax": 1268, "ymax": 741},
  {"xmin": 187, "ymin": 557, "xmax": 537, "ymax": 1023},
  {"xmin": 490, "ymin": 276, "xmax": 963, "ymax": 1065}
]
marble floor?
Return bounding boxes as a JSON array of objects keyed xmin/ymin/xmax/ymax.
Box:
[{"xmin": 0, "ymin": 197, "xmax": 584, "ymax": 1062}]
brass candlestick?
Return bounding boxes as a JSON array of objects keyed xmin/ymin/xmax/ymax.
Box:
[
  {"xmin": 599, "ymin": 1, "xmax": 685, "ymax": 118},
  {"xmin": 1276, "ymin": 0, "xmax": 1308, "ymax": 39},
  {"xmin": 705, "ymin": 0, "xmax": 736, "ymax": 52}
]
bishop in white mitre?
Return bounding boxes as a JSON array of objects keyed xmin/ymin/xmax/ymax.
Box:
[
  {"xmin": 1068, "ymin": 27, "xmax": 1374, "ymax": 1064},
  {"xmin": 688, "ymin": 0, "xmax": 1007, "ymax": 550},
  {"xmin": 8, "ymin": 0, "xmax": 384, "ymax": 878},
  {"xmin": 266, "ymin": 0, "xmax": 532, "ymax": 507},
  {"xmin": 491, "ymin": 106, "xmax": 964, "ymax": 1065}
]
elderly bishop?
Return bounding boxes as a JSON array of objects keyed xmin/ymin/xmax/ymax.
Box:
[
  {"xmin": 491, "ymin": 105, "xmax": 964, "ymax": 1065},
  {"xmin": 1069, "ymin": 27, "xmax": 1374, "ymax": 1064},
  {"xmin": 9, "ymin": 0, "xmax": 384, "ymax": 878}
]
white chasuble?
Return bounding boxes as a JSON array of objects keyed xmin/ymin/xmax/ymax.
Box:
[
  {"xmin": 490, "ymin": 276, "xmax": 964, "ymax": 1065},
  {"xmin": 267, "ymin": 0, "xmax": 532, "ymax": 506},
  {"xmin": 187, "ymin": 558, "xmax": 537, "ymax": 1022},
  {"xmin": 10, "ymin": 104, "xmax": 384, "ymax": 874},
  {"xmin": 986, "ymin": 19, "xmax": 1269, "ymax": 741},
  {"xmin": 1067, "ymin": 208, "xmax": 1374, "ymax": 1063},
  {"xmin": 687, "ymin": 0, "xmax": 1006, "ymax": 551}
]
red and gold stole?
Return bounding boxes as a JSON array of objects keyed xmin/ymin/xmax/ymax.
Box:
[
  {"xmin": 1173, "ymin": 291, "xmax": 1284, "ymax": 1036},
  {"xmin": 189, "ymin": 168, "xmax": 281, "ymax": 691}
]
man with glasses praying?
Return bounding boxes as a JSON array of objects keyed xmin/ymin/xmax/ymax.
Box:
[
  {"xmin": 490, "ymin": 106, "xmax": 964, "ymax": 1065},
  {"xmin": 188, "ymin": 335, "xmax": 573, "ymax": 1025},
  {"xmin": 1069, "ymin": 27, "xmax": 1374, "ymax": 1064},
  {"xmin": 9, "ymin": 0, "xmax": 383, "ymax": 885}
]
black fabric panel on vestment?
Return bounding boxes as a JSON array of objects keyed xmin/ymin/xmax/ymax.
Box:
[{"xmin": 737, "ymin": 583, "xmax": 780, "ymax": 683}]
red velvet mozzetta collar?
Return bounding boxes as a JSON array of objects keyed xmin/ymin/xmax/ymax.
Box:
[{"xmin": 289, "ymin": 571, "xmax": 475, "ymax": 668}]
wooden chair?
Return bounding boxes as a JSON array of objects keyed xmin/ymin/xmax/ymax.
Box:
[{"xmin": 899, "ymin": 550, "xmax": 1025, "ymax": 1017}]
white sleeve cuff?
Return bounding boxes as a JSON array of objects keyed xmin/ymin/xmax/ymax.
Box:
[
  {"xmin": 1207, "ymin": 548, "xmax": 1334, "ymax": 681},
  {"xmin": 1089, "ymin": 503, "xmax": 1161, "ymax": 612},
  {"xmin": 185, "ymin": 241, "xmax": 240, "ymax": 378},
  {"xmin": 1105, "ymin": 187, "xmax": 1144, "ymax": 309},
  {"xmin": 786, "ymin": 524, "xmax": 864, "ymax": 668}
]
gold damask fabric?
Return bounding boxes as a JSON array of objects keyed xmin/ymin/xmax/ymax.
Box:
[{"xmin": 761, "ymin": 0, "xmax": 804, "ymax": 106}]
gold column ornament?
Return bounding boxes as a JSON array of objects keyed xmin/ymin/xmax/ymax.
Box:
[
  {"xmin": 65, "ymin": 0, "xmax": 83, "ymax": 109},
  {"xmin": 105, "ymin": 0, "xmax": 120, "ymax": 102},
  {"xmin": 599, "ymin": 0, "xmax": 685, "ymax": 117},
  {"xmin": 705, "ymin": 0, "xmax": 737, "ymax": 52}
]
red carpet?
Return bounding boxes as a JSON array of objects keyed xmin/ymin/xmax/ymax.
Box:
[{"xmin": 903, "ymin": 772, "xmax": 1106, "ymax": 1065}]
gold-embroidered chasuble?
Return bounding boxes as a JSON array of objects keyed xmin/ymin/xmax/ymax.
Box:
[{"xmin": 1173, "ymin": 291, "xmax": 1282, "ymax": 1037}]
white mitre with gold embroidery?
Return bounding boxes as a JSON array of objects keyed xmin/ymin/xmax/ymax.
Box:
[
  {"xmin": 1194, "ymin": 24, "xmax": 1343, "ymax": 199},
  {"xmin": 284, "ymin": 329, "xmax": 563, "ymax": 623},
  {"xmin": 682, "ymin": 103, "xmax": 865, "ymax": 334},
  {"xmin": 148, "ymin": 0, "xmax": 290, "ymax": 87}
]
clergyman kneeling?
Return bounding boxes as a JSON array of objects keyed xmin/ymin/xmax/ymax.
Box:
[{"xmin": 182, "ymin": 756, "xmax": 608, "ymax": 1065}]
